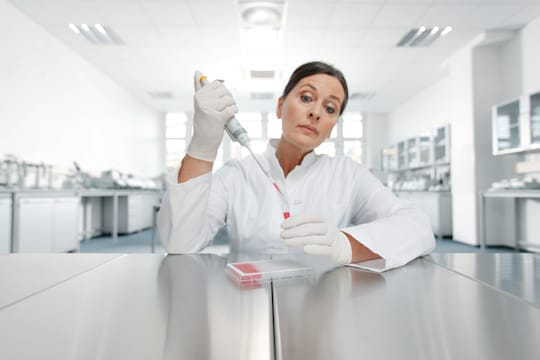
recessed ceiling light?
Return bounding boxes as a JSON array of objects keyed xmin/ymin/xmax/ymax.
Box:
[
  {"xmin": 250, "ymin": 70, "xmax": 275, "ymax": 78},
  {"xmin": 238, "ymin": 1, "xmax": 286, "ymax": 29},
  {"xmin": 440, "ymin": 26, "xmax": 453, "ymax": 37},
  {"xmin": 396, "ymin": 26, "xmax": 452, "ymax": 47},
  {"xmin": 243, "ymin": 7, "xmax": 280, "ymax": 27},
  {"xmin": 68, "ymin": 23, "xmax": 124, "ymax": 45},
  {"xmin": 68, "ymin": 23, "xmax": 80, "ymax": 34},
  {"xmin": 250, "ymin": 92, "xmax": 274, "ymax": 100}
]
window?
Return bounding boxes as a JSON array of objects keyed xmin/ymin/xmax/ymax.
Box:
[{"xmin": 164, "ymin": 111, "xmax": 363, "ymax": 170}]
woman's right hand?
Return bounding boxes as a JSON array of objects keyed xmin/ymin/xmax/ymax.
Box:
[{"xmin": 186, "ymin": 71, "xmax": 238, "ymax": 163}]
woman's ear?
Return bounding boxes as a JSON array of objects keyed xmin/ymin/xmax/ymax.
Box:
[{"xmin": 276, "ymin": 97, "xmax": 283, "ymax": 119}]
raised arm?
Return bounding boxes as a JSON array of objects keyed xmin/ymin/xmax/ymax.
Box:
[{"xmin": 157, "ymin": 71, "xmax": 238, "ymax": 253}]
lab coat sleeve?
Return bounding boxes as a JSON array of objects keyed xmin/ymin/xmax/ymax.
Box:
[
  {"xmin": 157, "ymin": 168, "xmax": 227, "ymax": 254},
  {"xmin": 343, "ymin": 167, "xmax": 435, "ymax": 272}
]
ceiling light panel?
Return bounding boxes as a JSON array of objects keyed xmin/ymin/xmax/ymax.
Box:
[
  {"xmin": 69, "ymin": 24, "xmax": 124, "ymax": 45},
  {"xmin": 396, "ymin": 26, "xmax": 451, "ymax": 47},
  {"xmin": 250, "ymin": 92, "xmax": 274, "ymax": 100},
  {"xmin": 250, "ymin": 70, "xmax": 275, "ymax": 79},
  {"xmin": 370, "ymin": 4, "xmax": 431, "ymax": 28},
  {"xmin": 238, "ymin": 0, "xmax": 286, "ymax": 29}
]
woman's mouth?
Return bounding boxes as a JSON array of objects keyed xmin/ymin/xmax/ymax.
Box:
[{"xmin": 298, "ymin": 124, "xmax": 319, "ymax": 135}]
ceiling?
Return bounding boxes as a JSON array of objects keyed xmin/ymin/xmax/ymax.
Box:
[{"xmin": 8, "ymin": 0, "xmax": 540, "ymax": 114}]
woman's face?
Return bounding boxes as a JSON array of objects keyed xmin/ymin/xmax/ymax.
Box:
[{"xmin": 276, "ymin": 73, "xmax": 345, "ymax": 153}]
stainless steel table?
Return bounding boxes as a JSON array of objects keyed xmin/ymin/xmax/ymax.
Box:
[
  {"xmin": 0, "ymin": 253, "xmax": 539, "ymax": 360},
  {"xmin": 428, "ymin": 253, "xmax": 540, "ymax": 307},
  {"xmin": 0, "ymin": 253, "xmax": 123, "ymax": 309},
  {"xmin": 0, "ymin": 254, "xmax": 274, "ymax": 360}
]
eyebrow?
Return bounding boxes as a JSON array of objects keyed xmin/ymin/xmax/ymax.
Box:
[{"xmin": 300, "ymin": 83, "xmax": 343, "ymax": 104}]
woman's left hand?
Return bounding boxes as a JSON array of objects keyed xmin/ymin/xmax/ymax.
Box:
[{"xmin": 280, "ymin": 214, "xmax": 352, "ymax": 265}]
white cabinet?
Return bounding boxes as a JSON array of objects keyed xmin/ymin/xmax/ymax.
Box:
[
  {"xmin": 433, "ymin": 125, "xmax": 450, "ymax": 164},
  {"xmin": 492, "ymin": 98, "xmax": 525, "ymax": 155},
  {"xmin": 407, "ymin": 137, "xmax": 419, "ymax": 168},
  {"xmin": 397, "ymin": 141, "xmax": 406, "ymax": 169},
  {"xmin": 395, "ymin": 191, "xmax": 453, "ymax": 238},
  {"xmin": 491, "ymin": 91, "xmax": 540, "ymax": 155},
  {"xmin": 52, "ymin": 198, "xmax": 80, "ymax": 252},
  {"xmin": 0, "ymin": 196, "xmax": 12, "ymax": 253},
  {"xmin": 17, "ymin": 198, "xmax": 54, "ymax": 252},
  {"xmin": 381, "ymin": 145, "xmax": 397, "ymax": 172},
  {"xmin": 418, "ymin": 133, "xmax": 432, "ymax": 166},
  {"xmin": 103, "ymin": 192, "xmax": 160, "ymax": 234},
  {"xmin": 15, "ymin": 195, "xmax": 79, "ymax": 253},
  {"xmin": 527, "ymin": 91, "xmax": 540, "ymax": 149}
]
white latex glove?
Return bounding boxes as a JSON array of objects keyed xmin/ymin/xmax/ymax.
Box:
[
  {"xmin": 280, "ymin": 215, "xmax": 352, "ymax": 265},
  {"xmin": 186, "ymin": 71, "xmax": 239, "ymax": 162}
]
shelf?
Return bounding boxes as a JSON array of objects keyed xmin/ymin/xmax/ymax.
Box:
[{"xmin": 387, "ymin": 162, "xmax": 450, "ymax": 172}]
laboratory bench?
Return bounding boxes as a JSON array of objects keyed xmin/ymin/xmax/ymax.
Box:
[
  {"xmin": 479, "ymin": 189, "xmax": 540, "ymax": 252},
  {"xmin": 0, "ymin": 188, "xmax": 161, "ymax": 253},
  {"xmin": 0, "ymin": 252, "xmax": 538, "ymax": 359}
]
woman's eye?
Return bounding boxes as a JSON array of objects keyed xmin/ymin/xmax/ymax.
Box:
[
  {"xmin": 326, "ymin": 106, "xmax": 336, "ymax": 114},
  {"xmin": 301, "ymin": 95, "xmax": 311, "ymax": 102}
]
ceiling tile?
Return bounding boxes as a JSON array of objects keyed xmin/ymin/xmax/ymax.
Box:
[
  {"xmin": 139, "ymin": 1, "xmax": 195, "ymax": 26},
  {"xmin": 285, "ymin": 2, "xmax": 337, "ymax": 28},
  {"xmin": 328, "ymin": 3, "xmax": 383, "ymax": 29},
  {"xmin": 320, "ymin": 29, "xmax": 367, "ymax": 48},
  {"xmin": 419, "ymin": 4, "xmax": 523, "ymax": 29},
  {"xmin": 9, "ymin": 2, "xmax": 104, "ymax": 25},
  {"xmin": 156, "ymin": 25, "xmax": 241, "ymax": 47},
  {"xmin": 110, "ymin": 25, "xmax": 164, "ymax": 46},
  {"xmin": 360, "ymin": 28, "xmax": 410, "ymax": 47},
  {"xmin": 371, "ymin": 4, "xmax": 431, "ymax": 28},
  {"xmin": 188, "ymin": 1, "xmax": 238, "ymax": 26},
  {"xmin": 98, "ymin": 2, "xmax": 150, "ymax": 26},
  {"xmin": 282, "ymin": 27, "xmax": 328, "ymax": 48}
]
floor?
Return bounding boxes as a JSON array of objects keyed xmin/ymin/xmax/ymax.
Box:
[{"xmin": 79, "ymin": 229, "xmax": 521, "ymax": 255}]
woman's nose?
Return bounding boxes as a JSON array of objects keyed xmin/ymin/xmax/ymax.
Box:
[{"xmin": 308, "ymin": 108, "xmax": 321, "ymax": 120}]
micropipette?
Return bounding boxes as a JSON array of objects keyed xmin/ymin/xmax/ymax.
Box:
[{"xmin": 198, "ymin": 74, "xmax": 290, "ymax": 219}]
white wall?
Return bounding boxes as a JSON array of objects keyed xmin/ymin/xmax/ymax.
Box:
[
  {"xmin": 0, "ymin": 0, "xmax": 164, "ymax": 177},
  {"xmin": 446, "ymin": 41, "xmax": 477, "ymax": 245},
  {"xmin": 388, "ymin": 76, "xmax": 452, "ymax": 144},
  {"xmin": 522, "ymin": 16, "xmax": 540, "ymax": 95}
]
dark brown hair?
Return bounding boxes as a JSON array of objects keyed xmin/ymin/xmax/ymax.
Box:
[{"xmin": 281, "ymin": 61, "xmax": 349, "ymax": 115}]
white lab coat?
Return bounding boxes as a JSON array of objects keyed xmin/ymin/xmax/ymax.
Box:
[{"xmin": 158, "ymin": 140, "xmax": 435, "ymax": 272}]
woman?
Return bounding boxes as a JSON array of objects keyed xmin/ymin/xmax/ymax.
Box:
[{"xmin": 158, "ymin": 61, "xmax": 434, "ymax": 272}]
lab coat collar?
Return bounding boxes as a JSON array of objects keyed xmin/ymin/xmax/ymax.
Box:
[{"xmin": 264, "ymin": 139, "xmax": 318, "ymax": 180}]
